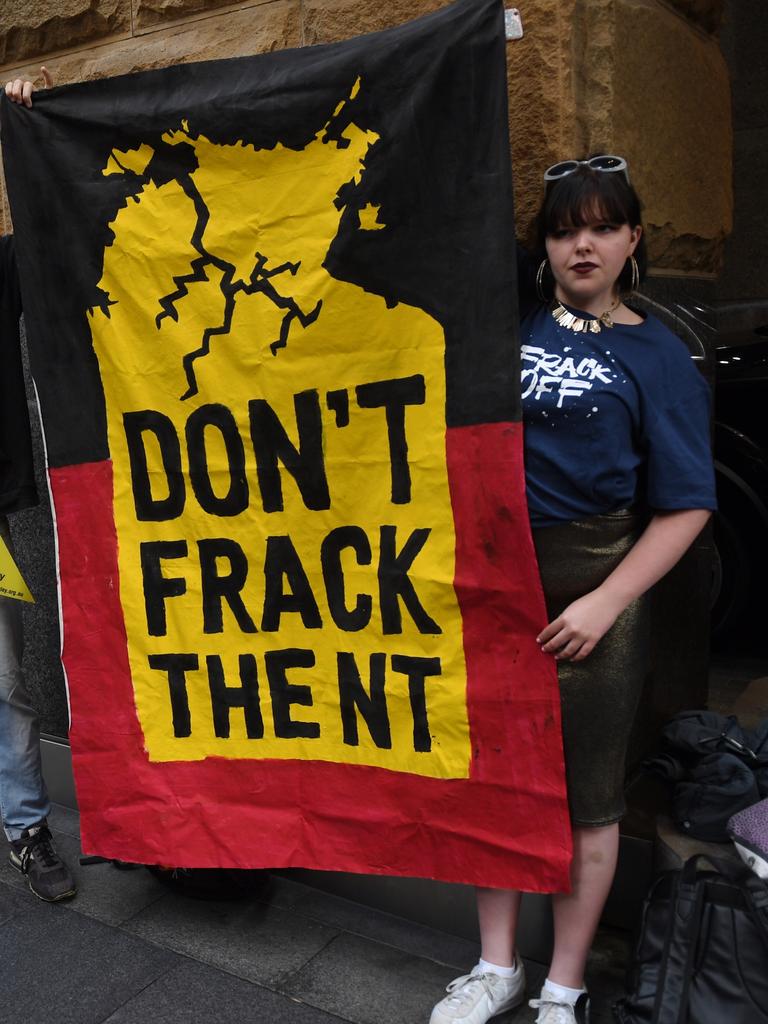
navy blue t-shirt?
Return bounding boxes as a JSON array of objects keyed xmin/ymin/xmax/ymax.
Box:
[{"xmin": 521, "ymin": 302, "xmax": 717, "ymax": 527}]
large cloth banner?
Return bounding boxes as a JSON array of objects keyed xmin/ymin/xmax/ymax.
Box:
[{"xmin": 2, "ymin": 0, "xmax": 570, "ymax": 889}]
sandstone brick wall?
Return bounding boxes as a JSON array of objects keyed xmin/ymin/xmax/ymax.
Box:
[{"xmin": 1, "ymin": 0, "xmax": 732, "ymax": 275}]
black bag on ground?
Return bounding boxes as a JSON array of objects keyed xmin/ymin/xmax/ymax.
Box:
[
  {"xmin": 614, "ymin": 855, "xmax": 768, "ymax": 1024},
  {"xmin": 645, "ymin": 710, "xmax": 768, "ymax": 841},
  {"xmin": 670, "ymin": 752, "xmax": 760, "ymax": 841},
  {"xmin": 660, "ymin": 711, "xmax": 752, "ymax": 758}
]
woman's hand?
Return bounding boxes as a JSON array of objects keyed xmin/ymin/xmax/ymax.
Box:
[
  {"xmin": 537, "ymin": 588, "xmax": 625, "ymax": 662},
  {"xmin": 5, "ymin": 67, "xmax": 53, "ymax": 108},
  {"xmin": 537, "ymin": 508, "xmax": 712, "ymax": 663}
]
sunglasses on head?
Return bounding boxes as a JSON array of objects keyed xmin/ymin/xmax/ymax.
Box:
[{"xmin": 543, "ymin": 155, "xmax": 630, "ymax": 185}]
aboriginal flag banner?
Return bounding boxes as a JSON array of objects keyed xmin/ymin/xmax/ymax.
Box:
[{"xmin": 2, "ymin": 0, "xmax": 570, "ymax": 889}]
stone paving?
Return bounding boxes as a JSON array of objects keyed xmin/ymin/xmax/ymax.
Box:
[{"xmin": 0, "ymin": 805, "xmax": 628, "ymax": 1024}]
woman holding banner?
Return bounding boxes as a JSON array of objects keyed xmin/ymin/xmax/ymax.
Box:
[{"xmin": 430, "ymin": 158, "xmax": 716, "ymax": 1024}]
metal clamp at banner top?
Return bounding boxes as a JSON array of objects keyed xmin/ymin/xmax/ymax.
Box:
[{"xmin": 505, "ymin": 7, "xmax": 524, "ymax": 40}]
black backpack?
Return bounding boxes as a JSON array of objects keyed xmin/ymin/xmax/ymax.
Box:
[
  {"xmin": 644, "ymin": 711, "xmax": 768, "ymax": 841},
  {"xmin": 614, "ymin": 855, "xmax": 768, "ymax": 1024}
]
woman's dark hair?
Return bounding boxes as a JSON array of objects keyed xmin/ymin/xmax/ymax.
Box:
[{"xmin": 533, "ymin": 163, "xmax": 648, "ymax": 294}]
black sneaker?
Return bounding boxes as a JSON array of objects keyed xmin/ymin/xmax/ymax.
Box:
[{"xmin": 9, "ymin": 823, "xmax": 77, "ymax": 902}]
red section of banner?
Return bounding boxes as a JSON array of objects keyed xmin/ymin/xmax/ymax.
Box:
[{"xmin": 51, "ymin": 427, "xmax": 570, "ymax": 891}]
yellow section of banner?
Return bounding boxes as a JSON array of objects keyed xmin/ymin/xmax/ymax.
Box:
[
  {"xmin": 88, "ymin": 95, "xmax": 470, "ymax": 779},
  {"xmin": 0, "ymin": 535, "xmax": 34, "ymax": 603}
]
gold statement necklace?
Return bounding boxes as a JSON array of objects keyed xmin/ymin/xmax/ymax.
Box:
[{"xmin": 551, "ymin": 295, "xmax": 621, "ymax": 334}]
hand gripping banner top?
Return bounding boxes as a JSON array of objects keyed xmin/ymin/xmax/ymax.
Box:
[{"xmin": 1, "ymin": 0, "xmax": 570, "ymax": 889}]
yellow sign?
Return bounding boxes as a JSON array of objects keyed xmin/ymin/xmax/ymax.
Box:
[
  {"xmin": 90, "ymin": 86, "xmax": 470, "ymax": 778},
  {"xmin": 0, "ymin": 535, "xmax": 34, "ymax": 603}
]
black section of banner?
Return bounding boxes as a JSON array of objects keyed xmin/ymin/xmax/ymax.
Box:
[{"xmin": 1, "ymin": 0, "xmax": 519, "ymax": 467}]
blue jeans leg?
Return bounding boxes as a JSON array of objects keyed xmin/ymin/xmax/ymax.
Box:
[{"xmin": 0, "ymin": 517, "xmax": 50, "ymax": 841}]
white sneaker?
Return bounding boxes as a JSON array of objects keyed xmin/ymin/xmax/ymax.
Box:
[
  {"xmin": 430, "ymin": 961, "xmax": 526, "ymax": 1023},
  {"xmin": 529, "ymin": 992, "xmax": 591, "ymax": 1024}
]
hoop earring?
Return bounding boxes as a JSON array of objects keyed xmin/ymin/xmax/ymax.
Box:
[
  {"xmin": 628, "ymin": 255, "xmax": 639, "ymax": 294},
  {"xmin": 536, "ymin": 259, "xmax": 549, "ymax": 302}
]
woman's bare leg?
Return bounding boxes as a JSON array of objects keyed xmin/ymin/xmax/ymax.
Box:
[
  {"xmin": 548, "ymin": 823, "xmax": 619, "ymax": 987},
  {"xmin": 476, "ymin": 886, "xmax": 523, "ymax": 967}
]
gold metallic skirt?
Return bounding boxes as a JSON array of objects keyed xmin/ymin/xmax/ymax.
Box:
[{"xmin": 532, "ymin": 509, "xmax": 650, "ymax": 826}]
